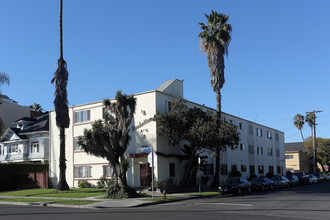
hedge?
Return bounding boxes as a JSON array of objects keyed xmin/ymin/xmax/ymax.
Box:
[{"xmin": 0, "ymin": 163, "xmax": 49, "ymax": 191}]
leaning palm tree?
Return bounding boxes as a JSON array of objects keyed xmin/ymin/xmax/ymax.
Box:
[
  {"xmin": 198, "ymin": 10, "xmax": 232, "ymax": 186},
  {"xmin": 0, "ymin": 72, "xmax": 9, "ymax": 135},
  {"xmin": 51, "ymin": 0, "xmax": 70, "ymax": 191},
  {"xmin": 293, "ymin": 114, "xmax": 305, "ymax": 142}
]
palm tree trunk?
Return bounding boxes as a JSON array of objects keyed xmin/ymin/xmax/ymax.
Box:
[
  {"xmin": 300, "ymin": 130, "xmax": 305, "ymax": 142},
  {"xmin": 56, "ymin": 127, "xmax": 69, "ymax": 190},
  {"xmin": 214, "ymin": 89, "xmax": 222, "ymax": 186},
  {"xmin": 59, "ymin": 0, "xmax": 63, "ymax": 59}
]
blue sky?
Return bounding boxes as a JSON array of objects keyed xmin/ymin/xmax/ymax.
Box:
[{"xmin": 0, "ymin": 0, "xmax": 329, "ymax": 143}]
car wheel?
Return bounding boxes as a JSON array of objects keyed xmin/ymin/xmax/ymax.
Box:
[{"xmin": 237, "ymin": 188, "xmax": 242, "ymax": 196}]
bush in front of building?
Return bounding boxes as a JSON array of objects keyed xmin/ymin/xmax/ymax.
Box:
[
  {"xmin": 105, "ymin": 179, "xmax": 139, "ymax": 199},
  {"xmin": 0, "ymin": 163, "xmax": 49, "ymax": 191},
  {"xmin": 78, "ymin": 180, "xmax": 94, "ymax": 188},
  {"xmin": 155, "ymin": 178, "xmax": 179, "ymax": 193}
]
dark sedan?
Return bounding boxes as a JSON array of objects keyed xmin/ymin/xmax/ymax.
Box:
[
  {"xmin": 250, "ymin": 176, "xmax": 274, "ymax": 191},
  {"xmin": 219, "ymin": 177, "xmax": 252, "ymax": 196},
  {"xmin": 272, "ymin": 175, "xmax": 290, "ymax": 188},
  {"xmin": 286, "ymin": 175, "xmax": 300, "ymax": 186}
]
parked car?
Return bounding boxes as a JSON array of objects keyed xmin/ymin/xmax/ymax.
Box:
[
  {"xmin": 295, "ymin": 172, "xmax": 309, "ymax": 185},
  {"xmin": 219, "ymin": 177, "xmax": 252, "ymax": 196},
  {"xmin": 272, "ymin": 175, "xmax": 290, "ymax": 188},
  {"xmin": 313, "ymin": 173, "xmax": 326, "ymax": 183},
  {"xmin": 308, "ymin": 174, "xmax": 318, "ymax": 184},
  {"xmin": 326, "ymin": 173, "xmax": 330, "ymax": 181},
  {"xmin": 250, "ymin": 176, "xmax": 274, "ymax": 191},
  {"xmin": 286, "ymin": 175, "xmax": 300, "ymax": 187}
]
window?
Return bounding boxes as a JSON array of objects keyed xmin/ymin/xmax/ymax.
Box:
[
  {"xmin": 248, "ymin": 145, "xmax": 254, "ymax": 155},
  {"xmin": 74, "ymin": 110, "xmax": 91, "ymax": 123},
  {"xmin": 248, "ymin": 125, "xmax": 253, "ymax": 135},
  {"xmin": 10, "ymin": 144, "xmax": 18, "ymax": 153},
  {"xmin": 202, "ymin": 164, "xmax": 213, "ymax": 175},
  {"xmin": 230, "ymin": 120, "xmax": 236, "ymax": 125},
  {"xmin": 169, "ymin": 163, "xmax": 175, "ymax": 177},
  {"xmin": 103, "ymin": 165, "xmax": 115, "ymax": 177},
  {"xmin": 257, "ymin": 146, "xmax": 259, "ymax": 155},
  {"xmin": 165, "ymin": 101, "xmax": 172, "ymax": 113},
  {"xmin": 239, "ymin": 143, "xmax": 246, "ymax": 151},
  {"xmin": 276, "ymin": 149, "xmax": 280, "ymax": 157},
  {"xmin": 275, "ymin": 133, "xmax": 279, "ymax": 141},
  {"xmin": 239, "ymin": 123, "xmax": 245, "ymax": 130},
  {"xmin": 268, "ymin": 148, "xmax": 273, "ymax": 156},
  {"xmin": 269, "ymin": 166, "xmax": 274, "ymax": 174},
  {"xmin": 267, "ymin": 131, "xmax": 272, "ymax": 139},
  {"xmin": 250, "ymin": 165, "xmax": 255, "ymax": 176},
  {"xmin": 257, "ymin": 128, "xmax": 262, "ymax": 137},
  {"xmin": 220, "ymin": 164, "xmax": 228, "ymax": 175},
  {"xmin": 277, "ymin": 166, "xmax": 281, "ymax": 174},
  {"xmin": 260, "ymin": 147, "xmax": 263, "ymax": 155},
  {"xmin": 30, "ymin": 142, "xmax": 39, "ymax": 153},
  {"xmin": 241, "ymin": 165, "xmax": 247, "ymax": 172},
  {"xmin": 285, "ymin": 155, "xmax": 294, "ymax": 159},
  {"xmin": 74, "ymin": 138, "xmax": 83, "ymax": 151},
  {"xmin": 258, "ymin": 165, "xmax": 264, "ymax": 174},
  {"xmin": 74, "ymin": 166, "xmax": 92, "ymax": 178},
  {"xmin": 231, "ymin": 165, "xmax": 237, "ymax": 171}
]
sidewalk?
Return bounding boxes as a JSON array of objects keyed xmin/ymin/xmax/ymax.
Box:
[{"xmin": 0, "ymin": 189, "xmax": 207, "ymax": 209}]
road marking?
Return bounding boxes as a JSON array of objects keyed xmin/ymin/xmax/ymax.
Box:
[{"xmin": 196, "ymin": 202, "xmax": 253, "ymax": 207}]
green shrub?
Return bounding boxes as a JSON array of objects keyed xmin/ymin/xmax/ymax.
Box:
[
  {"xmin": 78, "ymin": 180, "xmax": 94, "ymax": 188},
  {"xmin": 105, "ymin": 180, "xmax": 138, "ymax": 199},
  {"xmin": 155, "ymin": 178, "xmax": 179, "ymax": 190},
  {"xmin": 96, "ymin": 177, "xmax": 113, "ymax": 189}
]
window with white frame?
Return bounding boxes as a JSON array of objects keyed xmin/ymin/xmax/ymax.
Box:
[
  {"xmin": 230, "ymin": 120, "xmax": 236, "ymax": 125},
  {"xmin": 275, "ymin": 133, "xmax": 279, "ymax": 141},
  {"xmin": 74, "ymin": 138, "xmax": 83, "ymax": 151},
  {"xmin": 285, "ymin": 155, "xmax": 294, "ymax": 159},
  {"xmin": 257, "ymin": 128, "xmax": 262, "ymax": 137},
  {"xmin": 74, "ymin": 166, "xmax": 92, "ymax": 178},
  {"xmin": 248, "ymin": 125, "xmax": 253, "ymax": 135},
  {"xmin": 276, "ymin": 149, "xmax": 280, "ymax": 157},
  {"xmin": 239, "ymin": 143, "xmax": 246, "ymax": 151},
  {"xmin": 267, "ymin": 131, "xmax": 272, "ymax": 139},
  {"xmin": 103, "ymin": 165, "xmax": 115, "ymax": 177},
  {"xmin": 10, "ymin": 144, "xmax": 18, "ymax": 153},
  {"xmin": 74, "ymin": 110, "xmax": 91, "ymax": 123},
  {"xmin": 30, "ymin": 142, "xmax": 39, "ymax": 153},
  {"xmin": 268, "ymin": 148, "xmax": 273, "ymax": 156},
  {"xmin": 239, "ymin": 123, "xmax": 245, "ymax": 130}
]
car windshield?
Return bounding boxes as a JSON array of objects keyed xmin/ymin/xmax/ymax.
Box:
[
  {"xmin": 226, "ymin": 178, "xmax": 240, "ymax": 184},
  {"xmin": 273, "ymin": 176, "xmax": 281, "ymax": 180},
  {"xmin": 251, "ymin": 177, "xmax": 263, "ymax": 182}
]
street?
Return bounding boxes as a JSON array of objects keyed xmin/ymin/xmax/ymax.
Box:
[{"xmin": 1, "ymin": 182, "xmax": 330, "ymax": 220}]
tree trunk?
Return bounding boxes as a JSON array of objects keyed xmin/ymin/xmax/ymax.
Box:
[
  {"xmin": 56, "ymin": 127, "xmax": 69, "ymax": 190},
  {"xmin": 213, "ymin": 89, "xmax": 222, "ymax": 186}
]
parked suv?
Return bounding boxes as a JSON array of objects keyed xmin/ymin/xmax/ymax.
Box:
[{"xmin": 219, "ymin": 177, "xmax": 252, "ymax": 196}]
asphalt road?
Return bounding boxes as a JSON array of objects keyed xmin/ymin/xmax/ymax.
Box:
[{"xmin": 1, "ymin": 182, "xmax": 330, "ymax": 220}]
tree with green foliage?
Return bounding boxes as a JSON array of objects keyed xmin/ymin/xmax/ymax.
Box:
[
  {"xmin": 51, "ymin": 0, "xmax": 70, "ymax": 191},
  {"xmin": 0, "ymin": 72, "xmax": 10, "ymax": 136},
  {"xmin": 78, "ymin": 91, "xmax": 136, "ymax": 186},
  {"xmin": 293, "ymin": 114, "xmax": 305, "ymax": 142},
  {"xmin": 198, "ymin": 10, "xmax": 232, "ymax": 186},
  {"xmin": 29, "ymin": 103, "xmax": 44, "ymax": 112},
  {"xmin": 304, "ymin": 137, "xmax": 330, "ymax": 172},
  {"xmin": 154, "ymin": 98, "xmax": 239, "ymax": 186}
]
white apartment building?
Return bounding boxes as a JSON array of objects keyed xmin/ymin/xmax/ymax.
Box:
[{"xmin": 49, "ymin": 79, "xmax": 285, "ymax": 188}]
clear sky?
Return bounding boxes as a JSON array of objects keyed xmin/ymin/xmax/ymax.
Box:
[{"xmin": 0, "ymin": 0, "xmax": 329, "ymax": 143}]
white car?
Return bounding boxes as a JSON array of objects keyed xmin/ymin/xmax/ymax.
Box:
[{"xmin": 308, "ymin": 174, "xmax": 318, "ymax": 184}]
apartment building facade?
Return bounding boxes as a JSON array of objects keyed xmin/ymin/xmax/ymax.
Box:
[{"xmin": 49, "ymin": 79, "xmax": 285, "ymax": 188}]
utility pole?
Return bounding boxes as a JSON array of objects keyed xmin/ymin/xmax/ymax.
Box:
[{"xmin": 306, "ymin": 110, "xmax": 322, "ymax": 173}]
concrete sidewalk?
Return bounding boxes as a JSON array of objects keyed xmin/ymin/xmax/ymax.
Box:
[{"xmin": 0, "ymin": 189, "xmax": 205, "ymax": 209}]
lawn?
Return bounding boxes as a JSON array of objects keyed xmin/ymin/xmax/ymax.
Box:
[
  {"xmin": 143, "ymin": 196, "xmax": 183, "ymax": 202},
  {"xmin": 1, "ymin": 198, "xmax": 98, "ymax": 205},
  {"xmin": 188, "ymin": 192, "xmax": 219, "ymax": 196},
  {"xmin": 0, "ymin": 188, "xmax": 106, "ymax": 198}
]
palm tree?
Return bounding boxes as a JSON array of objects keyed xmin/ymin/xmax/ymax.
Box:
[
  {"xmin": 293, "ymin": 114, "xmax": 305, "ymax": 142},
  {"xmin": 51, "ymin": 0, "xmax": 70, "ymax": 191},
  {"xmin": 198, "ymin": 10, "xmax": 232, "ymax": 186},
  {"xmin": 29, "ymin": 103, "xmax": 44, "ymax": 112},
  {"xmin": 0, "ymin": 72, "xmax": 9, "ymax": 135}
]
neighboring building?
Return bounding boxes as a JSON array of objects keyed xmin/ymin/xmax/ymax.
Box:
[
  {"xmin": 285, "ymin": 142, "xmax": 310, "ymax": 173},
  {"xmin": 0, "ymin": 113, "xmax": 49, "ymax": 163},
  {"xmin": 49, "ymin": 79, "xmax": 285, "ymax": 188},
  {"xmin": 0, "ymin": 95, "xmax": 31, "ymax": 132}
]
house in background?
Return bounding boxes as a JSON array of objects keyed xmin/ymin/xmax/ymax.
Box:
[
  {"xmin": 285, "ymin": 142, "xmax": 310, "ymax": 173},
  {"xmin": 0, "ymin": 95, "xmax": 31, "ymax": 132},
  {"xmin": 49, "ymin": 79, "xmax": 286, "ymax": 188},
  {"xmin": 0, "ymin": 113, "xmax": 49, "ymax": 163}
]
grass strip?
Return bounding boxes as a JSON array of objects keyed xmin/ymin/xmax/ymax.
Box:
[
  {"xmin": 0, "ymin": 188, "xmax": 106, "ymax": 198},
  {"xmin": 188, "ymin": 192, "xmax": 219, "ymax": 196},
  {"xmin": 143, "ymin": 196, "xmax": 183, "ymax": 202},
  {"xmin": 1, "ymin": 198, "xmax": 98, "ymax": 205}
]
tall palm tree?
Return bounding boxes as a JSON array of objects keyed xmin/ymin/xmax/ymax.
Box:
[
  {"xmin": 0, "ymin": 72, "xmax": 9, "ymax": 135},
  {"xmin": 198, "ymin": 10, "xmax": 232, "ymax": 186},
  {"xmin": 293, "ymin": 114, "xmax": 305, "ymax": 142},
  {"xmin": 51, "ymin": 0, "xmax": 70, "ymax": 191}
]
